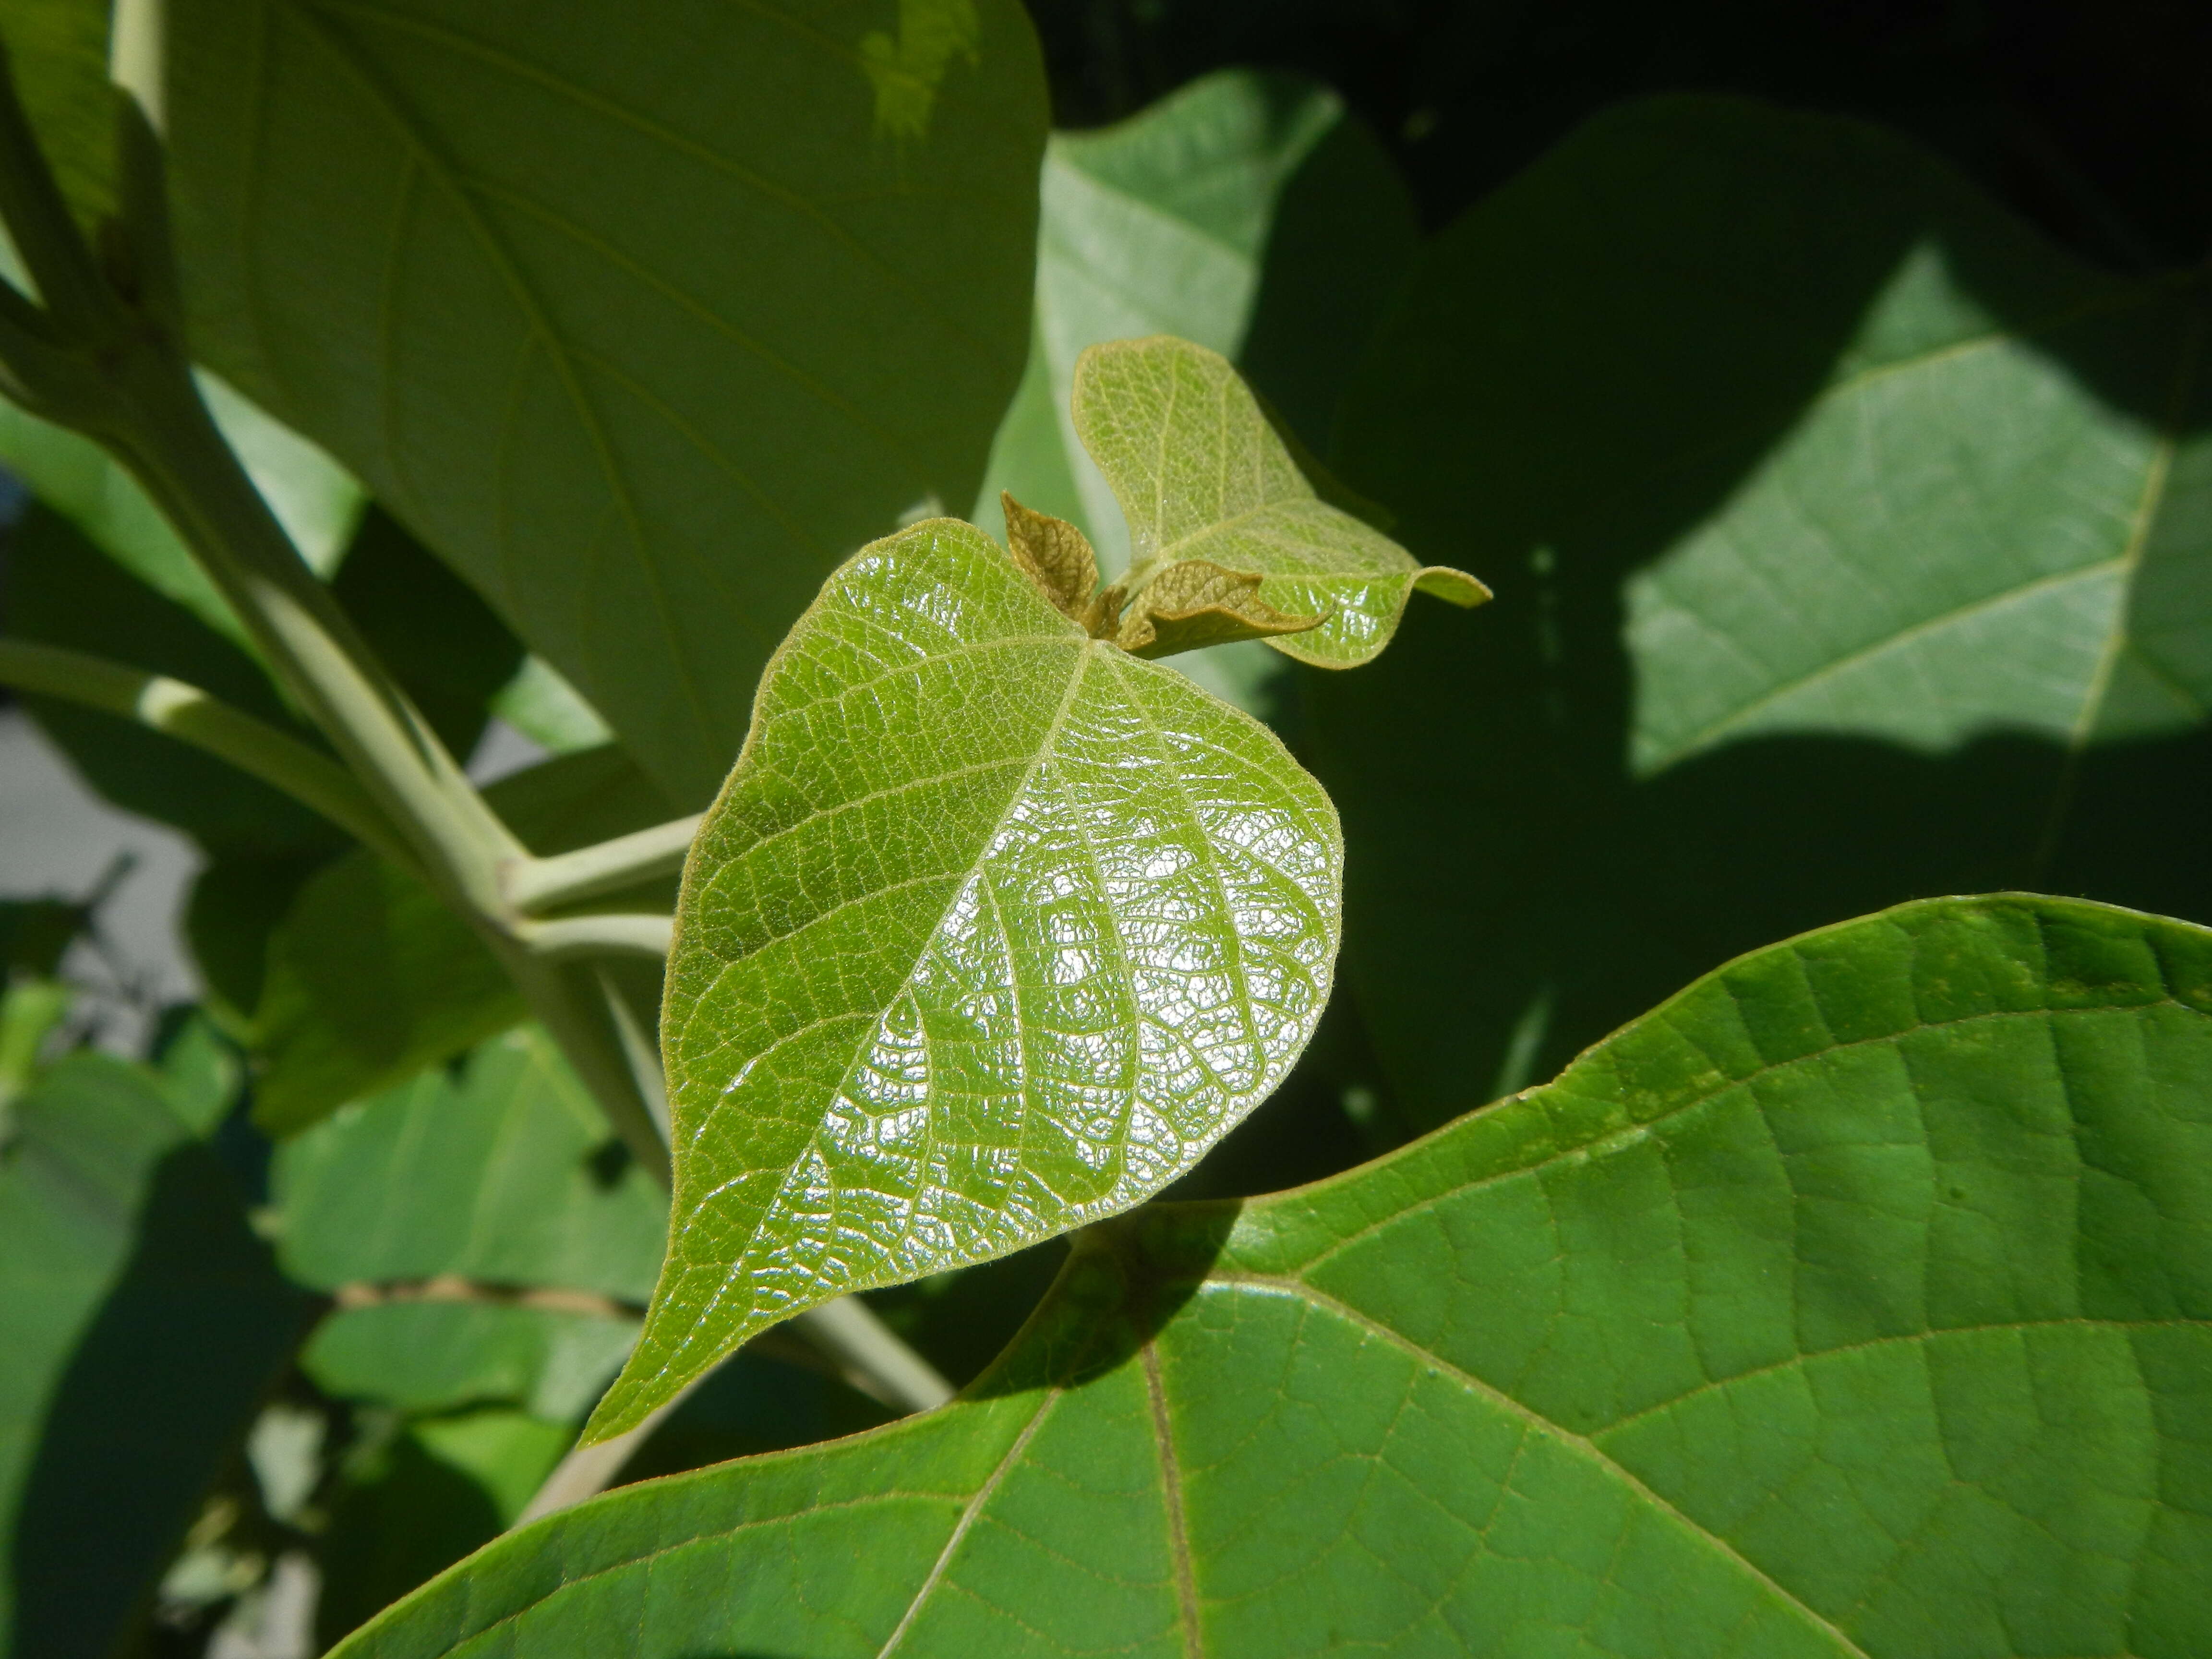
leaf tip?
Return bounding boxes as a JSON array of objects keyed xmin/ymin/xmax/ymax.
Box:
[{"xmin": 1414, "ymin": 566, "xmax": 1491, "ymax": 608}]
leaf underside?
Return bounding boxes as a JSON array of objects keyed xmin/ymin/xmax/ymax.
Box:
[
  {"xmin": 337, "ymin": 893, "xmax": 2212, "ymax": 1657},
  {"xmin": 165, "ymin": 0, "xmax": 1046, "ymax": 804},
  {"xmin": 587, "ymin": 518, "xmax": 1342, "ymax": 1442}
]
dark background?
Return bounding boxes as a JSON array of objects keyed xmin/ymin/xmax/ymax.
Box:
[{"xmin": 1026, "ymin": 0, "xmax": 2212, "ymax": 273}]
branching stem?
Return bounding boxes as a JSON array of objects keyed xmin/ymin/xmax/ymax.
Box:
[
  {"xmin": 504, "ymin": 814, "xmax": 703, "ymax": 913},
  {"xmin": 0, "ymin": 639, "xmax": 417, "ymax": 870}
]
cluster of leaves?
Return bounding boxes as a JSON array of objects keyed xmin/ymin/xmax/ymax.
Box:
[{"xmin": 0, "ymin": 1, "xmax": 2206, "ymax": 1656}]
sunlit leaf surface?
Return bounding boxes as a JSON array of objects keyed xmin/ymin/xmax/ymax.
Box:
[
  {"xmin": 588, "ymin": 517, "xmax": 1341, "ymax": 1440},
  {"xmin": 336, "ymin": 893, "xmax": 2212, "ymax": 1658},
  {"xmin": 1074, "ymin": 336, "xmax": 1487, "ymax": 666}
]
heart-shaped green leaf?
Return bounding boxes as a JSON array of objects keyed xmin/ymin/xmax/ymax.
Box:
[
  {"xmin": 585, "ymin": 517, "xmax": 1342, "ymax": 1442},
  {"xmin": 329, "ymin": 892, "xmax": 2212, "ymax": 1657},
  {"xmin": 1072, "ymin": 336, "xmax": 1489, "ymax": 667}
]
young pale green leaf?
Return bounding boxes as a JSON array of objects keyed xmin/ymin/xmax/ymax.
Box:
[
  {"xmin": 976, "ymin": 70, "xmax": 1344, "ymax": 565},
  {"xmin": 329, "ymin": 893, "xmax": 2212, "ymax": 1657},
  {"xmin": 1310, "ymin": 96, "xmax": 2212, "ymax": 1128},
  {"xmin": 166, "ymin": 0, "xmax": 1046, "ymax": 806},
  {"xmin": 585, "ymin": 517, "xmax": 1341, "ymax": 1443},
  {"xmin": 1073, "ymin": 336, "xmax": 1489, "ymax": 667}
]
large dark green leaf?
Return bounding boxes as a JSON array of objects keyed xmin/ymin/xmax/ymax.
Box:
[
  {"xmin": 589, "ymin": 517, "xmax": 1340, "ymax": 1440},
  {"xmin": 1309, "ymin": 96, "xmax": 2212, "ymax": 1126},
  {"xmin": 165, "ymin": 0, "xmax": 1047, "ymax": 805},
  {"xmin": 331, "ymin": 893, "xmax": 2212, "ymax": 1656},
  {"xmin": 0, "ymin": 1052, "xmax": 310, "ymax": 1659}
]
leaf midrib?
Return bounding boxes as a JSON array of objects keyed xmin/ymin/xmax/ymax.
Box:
[{"xmin": 658, "ymin": 638, "xmax": 1103, "ymax": 1389}]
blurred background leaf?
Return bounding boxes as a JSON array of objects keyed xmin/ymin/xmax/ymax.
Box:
[{"xmin": 0, "ymin": 1045, "xmax": 310, "ymax": 1659}]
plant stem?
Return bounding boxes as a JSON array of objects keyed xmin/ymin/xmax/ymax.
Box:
[
  {"xmin": 104, "ymin": 363, "xmax": 529, "ymax": 910},
  {"xmin": 792, "ymin": 1298, "xmax": 954, "ymax": 1414},
  {"xmin": 0, "ymin": 639, "xmax": 415, "ymax": 869},
  {"xmin": 515, "ymin": 913, "xmax": 675, "ymax": 961},
  {"xmin": 504, "ymin": 814, "xmax": 703, "ymax": 913}
]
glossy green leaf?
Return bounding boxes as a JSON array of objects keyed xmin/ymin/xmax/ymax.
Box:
[
  {"xmin": 166, "ymin": 0, "xmax": 1046, "ymax": 805},
  {"xmin": 1311, "ymin": 96, "xmax": 2212, "ymax": 1124},
  {"xmin": 0, "ymin": 1052, "xmax": 309, "ymax": 1659},
  {"xmin": 274, "ymin": 1024, "xmax": 666, "ymax": 1303},
  {"xmin": 588, "ymin": 517, "xmax": 1341, "ymax": 1441},
  {"xmin": 1074, "ymin": 336, "xmax": 1488, "ymax": 667},
  {"xmin": 331, "ymin": 893, "xmax": 2212, "ymax": 1657},
  {"xmin": 245, "ymin": 744, "xmax": 680, "ymax": 1133}
]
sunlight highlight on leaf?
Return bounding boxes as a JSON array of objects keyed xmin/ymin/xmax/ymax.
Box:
[{"xmin": 585, "ymin": 518, "xmax": 1341, "ymax": 1441}]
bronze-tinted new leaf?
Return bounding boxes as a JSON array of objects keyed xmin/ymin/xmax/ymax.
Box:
[{"xmin": 1116, "ymin": 558, "xmax": 1326, "ymax": 658}]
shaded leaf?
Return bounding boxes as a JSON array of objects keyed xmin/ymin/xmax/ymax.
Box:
[
  {"xmin": 302, "ymin": 1301, "xmax": 637, "ymax": 1421},
  {"xmin": 5, "ymin": 504, "xmax": 344, "ymax": 858},
  {"xmin": 330, "ymin": 506, "xmax": 524, "ymax": 760},
  {"xmin": 249, "ymin": 853, "xmax": 524, "ymax": 1135},
  {"xmin": 615, "ymin": 1346, "xmax": 892, "ymax": 1486},
  {"xmin": 0, "ymin": 1053, "xmax": 309, "ymax": 1659},
  {"xmin": 0, "ymin": 361, "xmax": 362, "ymax": 651},
  {"xmin": 315, "ymin": 1408, "xmax": 569, "ymax": 1650},
  {"xmin": 273, "ymin": 1024, "xmax": 665, "ymax": 1304},
  {"xmin": 167, "ymin": 0, "xmax": 1047, "ymax": 805},
  {"xmin": 1074, "ymin": 336, "xmax": 1488, "ymax": 666},
  {"xmin": 588, "ymin": 517, "xmax": 1340, "ymax": 1440},
  {"xmin": 332, "ymin": 893, "xmax": 2212, "ymax": 1658},
  {"xmin": 1310, "ymin": 96, "xmax": 2212, "ymax": 1126},
  {"xmin": 0, "ymin": 0, "xmax": 115, "ymax": 227}
]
